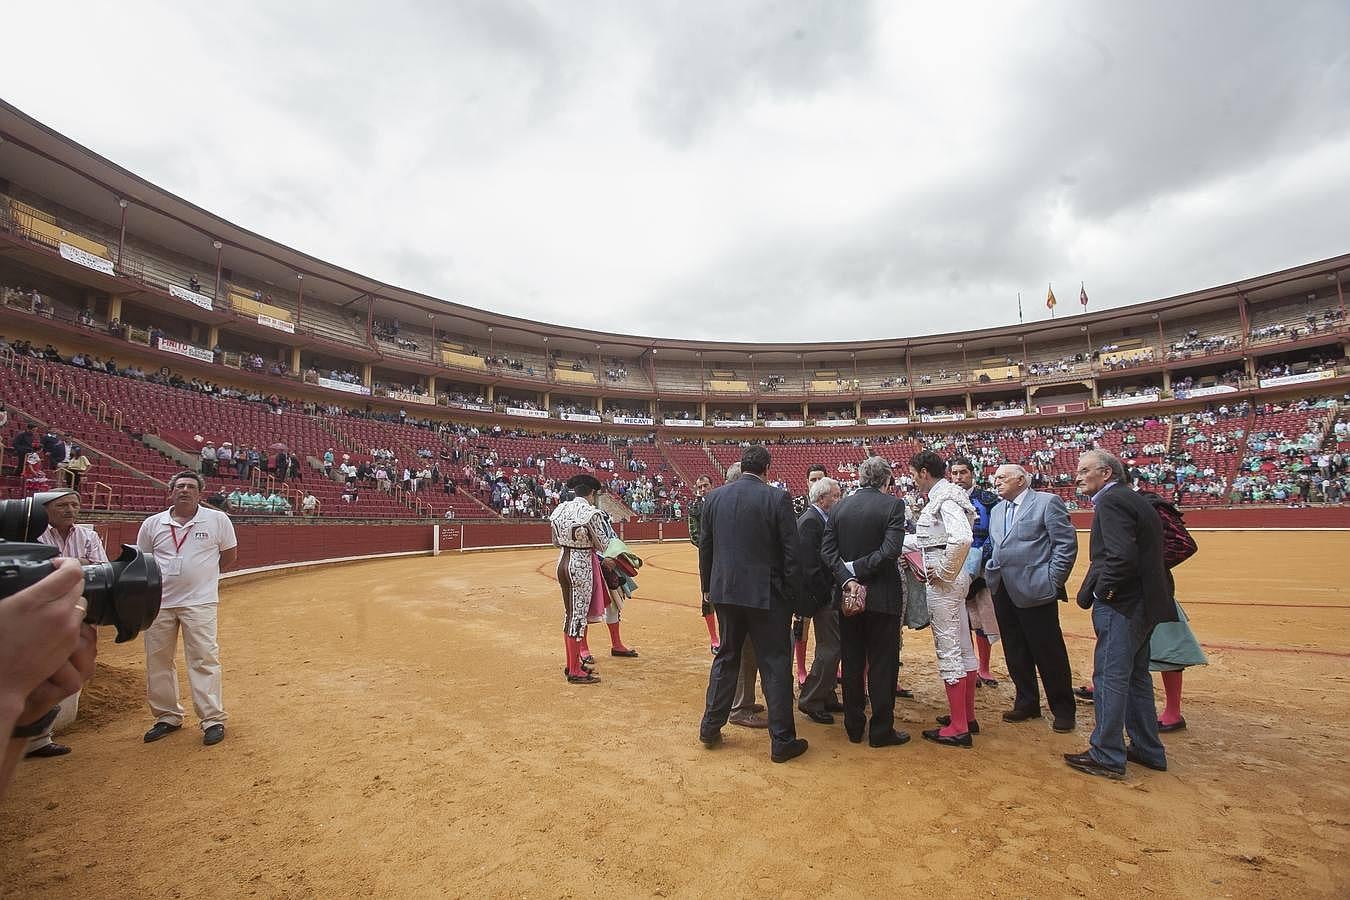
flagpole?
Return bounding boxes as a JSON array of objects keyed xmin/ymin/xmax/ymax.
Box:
[{"xmin": 1018, "ymin": 292, "xmax": 1023, "ymax": 324}]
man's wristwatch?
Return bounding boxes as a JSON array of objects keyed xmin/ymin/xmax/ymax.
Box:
[{"xmin": 11, "ymin": 706, "xmax": 59, "ymax": 739}]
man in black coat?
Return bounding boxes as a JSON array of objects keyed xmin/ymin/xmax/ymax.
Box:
[
  {"xmin": 1066, "ymin": 449, "xmax": 1177, "ymax": 779},
  {"xmin": 12, "ymin": 424, "xmax": 36, "ymax": 473},
  {"xmin": 697, "ymin": 446, "xmax": 808, "ymax": 763},
  {"xmin": 821, "ymin": 456, "xmax": 911, "ymax": 748},
  {"xmin": 796, "ymin": 475, "xmax": 845, "ymax": 724}
]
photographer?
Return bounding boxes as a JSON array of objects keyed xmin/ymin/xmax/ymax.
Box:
[
  {"xmin": 0, "ymin": 560, "xmax": 98, "ymax": 799},
  {"xmin": 22, "ymin": 490, "xmax": 109, "ymax": 760},
  {"xmin": 137, "ymin": 472, "xmax": 237, "ymax": 747}
]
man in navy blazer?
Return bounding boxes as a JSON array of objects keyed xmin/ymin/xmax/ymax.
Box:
[{"xmin": 698, "ymin": 445, "xmax": 808, "ymax": 763}]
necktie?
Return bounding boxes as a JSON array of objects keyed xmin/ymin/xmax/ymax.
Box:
[{"xmin": 1006, "ymin": 501, "xmax": 1016, "ymax": 531}]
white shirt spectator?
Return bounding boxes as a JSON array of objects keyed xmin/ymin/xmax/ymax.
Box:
[{"xmin": 137, "ymin": 506, "xmax": 238, "ymax": 609}]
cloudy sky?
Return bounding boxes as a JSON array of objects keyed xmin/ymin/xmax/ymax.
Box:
[{"xmin": 7, "ymin": 1, "xmax": 1350, "ymax": 341}]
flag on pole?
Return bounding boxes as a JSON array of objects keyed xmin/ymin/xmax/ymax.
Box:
[
  {"xmin": 1046, "ymin": 283, "xmax": 1057, "ymax": 317},
  {"xmin": 1017, "ymin": 292, "xmax": 1023, "ymax": 323},
  {"xmin": 1079, "ymin": 283, "xmax": 1089, "ymax": 310}
]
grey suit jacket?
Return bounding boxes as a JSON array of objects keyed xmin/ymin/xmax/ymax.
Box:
[{"xmin": 984, "ymin": 489, "xmax": 1077, "ymax": 609}]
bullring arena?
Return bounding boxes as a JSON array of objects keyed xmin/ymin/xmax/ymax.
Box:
[{"xmin": 0, "ymin": 99, "xmax": 1349, "ymax": 899}]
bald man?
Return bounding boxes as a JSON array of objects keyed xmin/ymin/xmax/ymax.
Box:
[{"xmin": 984, "ymin": 464, "xmax": 1078, "ymax": 733}]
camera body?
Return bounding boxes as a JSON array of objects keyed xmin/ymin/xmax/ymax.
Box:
[{"xmin": 0, "ymin": 495, "xmax": 162, "ymax": 643}]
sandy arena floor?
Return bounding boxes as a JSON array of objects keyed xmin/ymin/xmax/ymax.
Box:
[{"xmin": 1, "ymin": 531, "xmax": 1348, "ymax": 898}]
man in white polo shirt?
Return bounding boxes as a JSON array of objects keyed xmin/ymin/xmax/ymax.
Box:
[
  {"xmin": 25, "ymin": 489, "xmax": 109, "ymax": 760},
  {"xmin": 137, "ymin": 471, "xmax": 238, "ymax": 746}
]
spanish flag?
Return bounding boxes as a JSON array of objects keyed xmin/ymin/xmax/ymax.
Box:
[{"xmin": 1046, "ymin": 284, "xmax": 1057, "ymax": 311}]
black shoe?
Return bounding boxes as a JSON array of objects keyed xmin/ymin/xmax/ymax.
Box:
[
  {"xmin": 1126, "ymin": 748, "xmax": 1167, "ymax": 771},
  {"xmin": 25, "ymin": 742, "xmax": 71, "ymax": 759},
  {"xmin": 799, "ymin": 707, "xmax": 835, "ymax": 725},
  {"xmin": 896, "ymin": 688, "xmax": 915, "ymax": 699},
  {"xmin": 1001, "ymin": 708, "xmax": 1043, "ymax": 723},
  {"xmin": 922, "ymin": 728, "xmax": 973, "ymax": 748},
  {"xmin": 869, "ymin": 730, "xmax": 911, "ymax": 748},
  {"xmin": 824, "ymin": 699, "xmax": 845, "ymax": 713},
  {"xmin": 1063, "ymin": 751, "xmax": 1124, "ymax": 779},
  {"xmin": 771, "ymin": 738, "xmax": 808, "ymax": 763},
  {"xmin": 699, "ymin": 731, "xmax": 722, "ymax": 749},
  {"xmin": 1052, "ymin": 718, "xmax": 1076, "ymax": 734},
  {"xmin": 936, "ymin": 715, "xmax": 980, "ymax": 734},
  {"xmin": 610, "ymin": 648, "xmax": 639, "ymax": 658},
  {"xmin": 845, "ymin": 727, "xmax": 864, "ymax": 744},
  {"xmin": 1073, "ymin": 685, "xmax": 1094, "ymax": 701},
  {"xmin": 203, "ymin": 725, "xmax": 226, "ymax": 746},
  {"xmin": 1157, "ymin": 717, "xmax": 1187, "ymax": 733},
  {"xmin": 143, "ymin": 722, "xmax": 181, "ymax": 743},
  {"xmin": 566, "ymin": 671, "xmax": 602, "ymax": 684}
]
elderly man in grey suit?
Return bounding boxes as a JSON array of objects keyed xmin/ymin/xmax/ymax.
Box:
[
  {"xmin": 698, "ymin": 447, "xmax": 808, "ymax": 763},
  {"xmin": 985, "ymin": 464, "xmax": 1079, "ymax": 732}
]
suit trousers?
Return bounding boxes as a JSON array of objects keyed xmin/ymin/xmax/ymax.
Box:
[
  {"xmin": 991, "ymin": 585, "xmax": 1074, "ymax": 721},
  {"xmin": 144, "ymin": 604, "xmax": 228, "ymax": 730},
  {"xmin": 1089, "ymin": 601, "xmax": 1166, "ymax": 771},
  {"xmin": 797, "ymin": 607, "xmax": 841, "ymax": 713},
  {"xmin": 839, "ymin": 610, "xmax": 901, "ymax": 743},
  {"xmin": 702, "ymin": 604, "xmax": 796, "ymax": 751}
]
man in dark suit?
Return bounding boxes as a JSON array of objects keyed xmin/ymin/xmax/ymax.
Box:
[
  {"xmin": 1066, "ymin": 449, "xmax": 1177, "ymax": 779},
  {"xmin": 796, "ymin": 475, "xmax": 844, "ymax": 724},
  {"xmin": 821, "ymin": 456, "xmax": 911, "ymax": 748},
  {"xmin": 698, "ymin": 446, "xmax": 808, "ymax": 763}
]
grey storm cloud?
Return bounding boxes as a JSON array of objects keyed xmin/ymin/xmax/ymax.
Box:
[{"xmin": 4, "ymin": 0, "xmax": 1349, "ymax": 342}]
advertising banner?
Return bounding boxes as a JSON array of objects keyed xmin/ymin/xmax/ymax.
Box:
[{"xmin": 59, "ymin": 242, "xmax": 115, "ymax": 276}]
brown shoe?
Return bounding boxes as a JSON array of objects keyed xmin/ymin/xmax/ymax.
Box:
[{"xmin": 729, "ymin": 711, "xmax": 770, "ymax": 729}]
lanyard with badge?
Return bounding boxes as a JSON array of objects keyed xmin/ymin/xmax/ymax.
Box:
[{"xmin": 164, "ymin": 521, "xmax": 192, "ymax": 576}]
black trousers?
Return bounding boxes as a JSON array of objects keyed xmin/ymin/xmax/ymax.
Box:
[
  {"xmin": 701, "ymin": 603, "xmax": 796, "ymax": 751},
  {"xmin": 839, "ymin": 610, "xmax": 901, "ymax": 743},
  {"xmin": 991, "ymin": 584, "xmax": 1075, "ymax": 722}
]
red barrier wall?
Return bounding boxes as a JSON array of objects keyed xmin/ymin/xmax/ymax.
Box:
[
  {"xmin": 96, "ymin": 521, "xmax": 434, "ymax": 568},
  {"xmin": 1069, "ymin": 506, "xmax": 1350, "ymax": 529}
]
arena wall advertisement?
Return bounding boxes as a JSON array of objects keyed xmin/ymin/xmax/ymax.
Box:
[
  {"xmin": 58, "ymin": 241, "xmax": 115, "ymax": 276},
  {"xmin": 1037, "ymin": 401, "xmax": 1089, "ymax": 415},
  {"xmin": 1101, "ymin": 392, "xmax": 1161, "ymax": 408},
  {"xmin": 866, "ymin": 416, "xmax": 909, "ymax": 425},
  {"xmin": 1173, "ymin": 384, "xmax": 1239, "ymax": 400},
  {"xmin": 158, "ymin": 337, "xmax": 214, "ymax": 363},
  {"xmin": 920, "ymin": 412, "xmax": 967, "ymax": 423},
  {"xmin": 713, "ymin": 420, "xmax": 755, "ymax": 427},
  {"xmin": 817, "ymin": 418, "xmax": 857, "ymax": 427},
  {"xmin": 611, "ymin": 416, "xmax": 654, "ymax": 426},
  {"xmin": 317, "ymin": 376, "xmax": 372, "ymax": 396},
  {"xmin": 561, "ymin": 412, "xmax": 602, "ymax": 423},
  {"xmin": 1259, "ymin": 369, "xmax": 1334, "ymax": 388},
  {"xmin": 257, "ymin": 313, "xmax": 295, "ymax": 333},
  {"xmin": 764, "ymin": 420, "xmax": 805, "ymax": 428},
  {"xmin": 386, "ymin": 389, "xmax": 434, "ymax": 406},
  {"xmin": 664, "ymin": 419, "xmax": 703, "ymax": 427},
  {"xmin": 167, "ymin": 283, "xmax": 216, "ymax": 311},
  {"xmin": 976, "ymin": 407, "xmax": 1026, "ymax": 419},
  {"xmin": 505, "ymin": 407, "xmax": 548, "ymax": 418}
]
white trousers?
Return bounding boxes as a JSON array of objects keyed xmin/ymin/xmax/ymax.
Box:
[
  {"xmin": 927, "ymin": 575, "xmax": 978, "ymax": 684},
  {"xmin": 144, "ymin": 604, "xmax": 227, "ymax": 730}
]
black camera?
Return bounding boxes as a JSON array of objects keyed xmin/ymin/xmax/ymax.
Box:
[{"xmin": 0, "ymin": 494, "xmax": 161, "ymax": 643}]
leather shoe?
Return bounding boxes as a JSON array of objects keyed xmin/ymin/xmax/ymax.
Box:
[
  {"xmin": 1063, "ymin": 751, "xmax": 1124, "ymax": 779},
  {"xmin": 1126, "ymin": 748, "xmax": 1167, "ymax": 771},
  {"xmin": 143, "ymin": 722, "xmax": 181, "ymax": 743},
  {"xmin": 799, "ymin": 707, "xmax": 835, "ymax": 725},
  {"xmin": 729, "ymin": 711, "xmax": 769, "ymax": 729},
  {"xmin": 1052, "ymin": 718, "xmax": 1076, "ymax": 734},
  {"xmin": 936, "ymin": 715, "xmax": 980, "ymax": 734},
  {"xmin": 896, "ymin": 688, "xmax": 915, "ymax": 699},
  {"xmin": 699, "ymin": 731, "xmax": 722, "ymax": 749},
  {"xmin": 610, "ymin": 648, "xmax": 639, "ymax": 658},
  {"xmin": 1001, "ymin": 708, "xmax": 1043, "ymax": 723},
  {"xmin": 24, "ymin": 742, "xmax": 71, "ymax": 759},
  {"xmin": 922, "ymin": 728, "xmax": 973, "ymax": 748},
  {"xmin": 771, "ymin": 738, "xmax": 808, "ymax": 763},
  {"xmin": 824, "ymin": 699, "xmax": 845, "ymax": 713},
  {"xmin": 203, "ymin": 725, "xmax": 226, "ymax": 746},
  {"xmin": 1157, "ymin": 717, "xmax": 1187, "ymax": 733},
  {"xmin": 869, "ymin": 729, "xmax": 911, "ymax": 748}
]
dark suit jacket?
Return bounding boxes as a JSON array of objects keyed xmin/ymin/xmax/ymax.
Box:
[
  {"xmin": 699, "ymin": 473, "xmax": 804, "ymax": 614},
  {"xmin": 1076, "ymin": 483, "xmax": 1178, "ymax": 628},
  {"xmin": 796, "ymin": 505, "xmax": 837, "ymax": 616},
  {"xmin": 821, "ymin": 487, "xmax": 906, "ymax": 616}
]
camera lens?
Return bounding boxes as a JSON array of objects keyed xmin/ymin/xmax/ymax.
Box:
[
  {"xmin": 0, "ymin": 496, "xmax": 46, "ymax": 542},
  {"xmin": 82, "ymin": 545, "xmax": 162, "ymax": 643}
]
